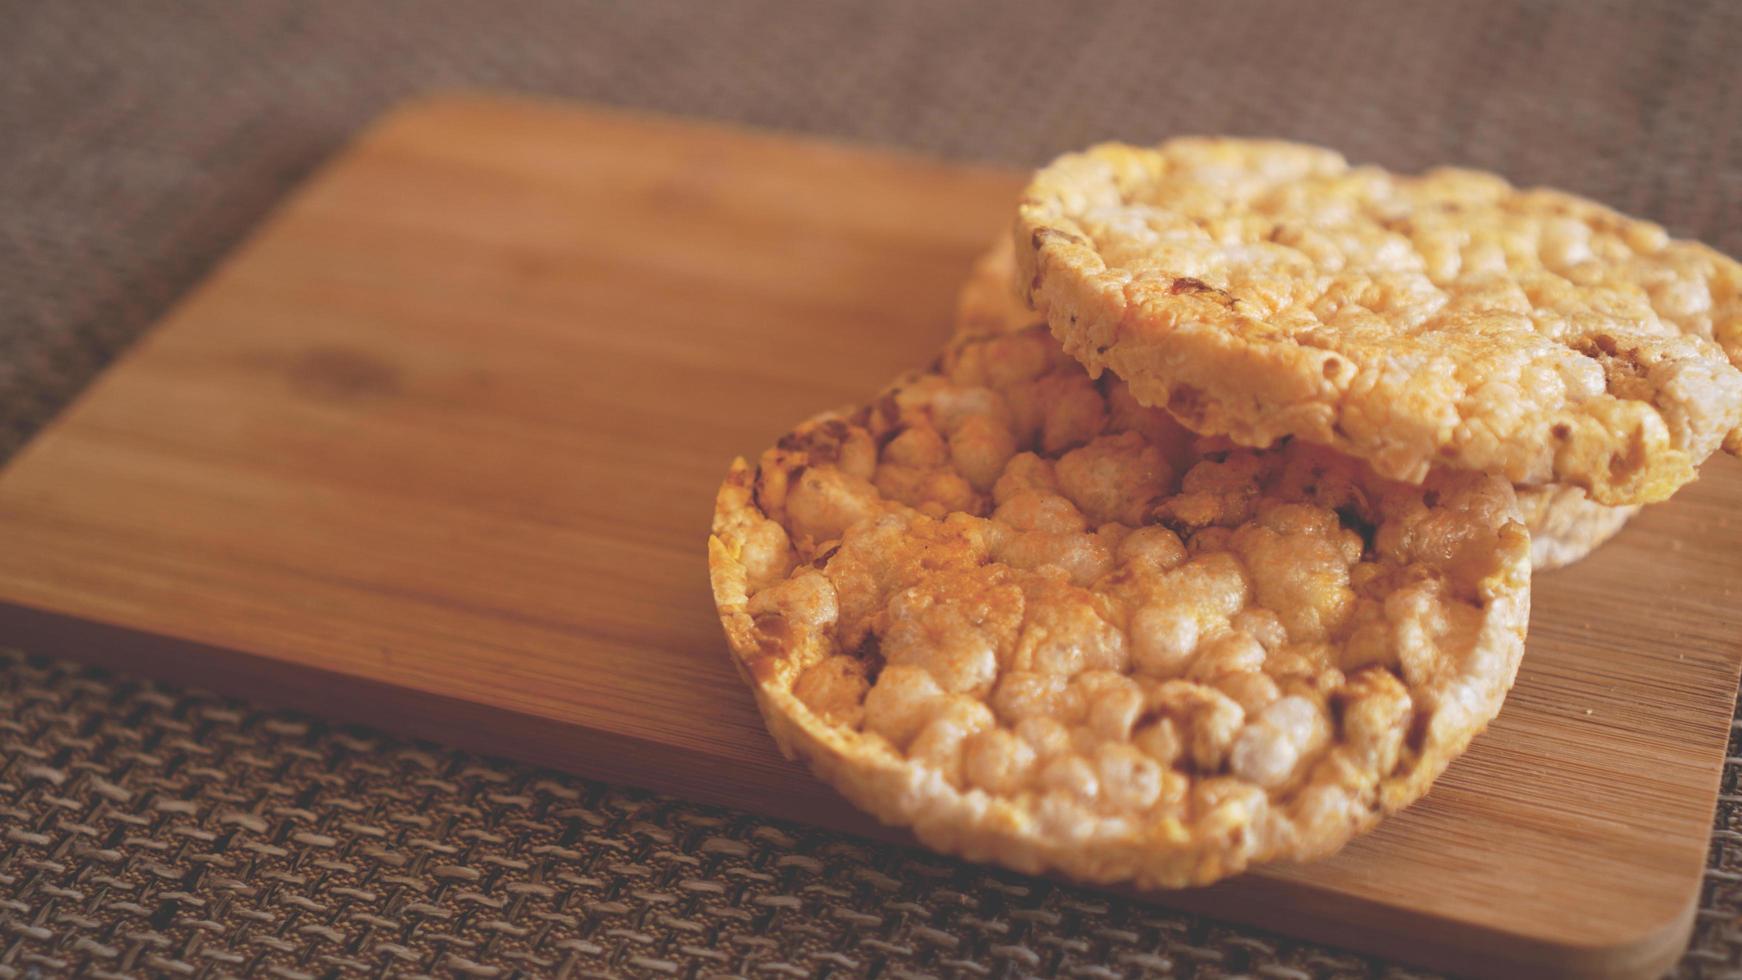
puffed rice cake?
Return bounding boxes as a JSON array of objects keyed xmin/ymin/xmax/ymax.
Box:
[
  {"xmin": 1015, "ymin": 139, "xmax": 1742, "ymax": 506},
  {"xmin": 708, "ymin": 318, "xmax": 1531, "ymax": 887},
  {"xmin": 963, "ymin": 235, "xmax": 1638, "ymax": 570}
]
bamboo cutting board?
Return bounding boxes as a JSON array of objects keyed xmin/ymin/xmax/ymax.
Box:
[{"xmin": 1, "ymin": 95, "xmax": 1738, "ymax": 979}]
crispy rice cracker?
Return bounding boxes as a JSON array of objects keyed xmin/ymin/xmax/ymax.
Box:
[
  {"xmin": 708, "ymin": 322, "xmax": 1530, "ymax": 887},
  {"xmin": 1015, "ymin": 139, "xmax": 1742, "ymax": 505}
]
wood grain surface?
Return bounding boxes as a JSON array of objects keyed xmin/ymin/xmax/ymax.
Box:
[{"xmin": 0, "ymin": 95, "xmax": 1736, "ymax": 979}]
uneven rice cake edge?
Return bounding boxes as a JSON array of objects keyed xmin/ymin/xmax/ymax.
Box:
[{"xmin": 1520, "ymin": 485, "xmax": 1638, "ymax": 571}]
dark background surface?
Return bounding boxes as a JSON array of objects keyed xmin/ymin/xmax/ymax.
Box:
[{"xmin": 3, "ymin": 2, "xmax": 1740, "ymax": 976}]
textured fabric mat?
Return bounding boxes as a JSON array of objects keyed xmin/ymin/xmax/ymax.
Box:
[
  {"xmin": 0, "ymin": 650, "xmax": 1443, "ymax": 979},
  {"xmin": 3, "ymin": 1, "xmax": 1741, "ymax": 976}
]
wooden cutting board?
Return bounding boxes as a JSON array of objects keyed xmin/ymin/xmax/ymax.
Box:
[{"xmin": 2, "ymin": 95, "xmax": 1737, "ymax": 979}]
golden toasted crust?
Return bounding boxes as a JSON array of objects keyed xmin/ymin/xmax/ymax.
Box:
[
  {"xmin": 1015, "ymin": 139, "xmax": 1742, "ymax": 506},
  {"xmin": 709, "ymin": 323, "xmax": 1530, "ymax": 888},
  {"xmin": 969, "ymin": 234, "xmax": 1636, "ymax": 570}
]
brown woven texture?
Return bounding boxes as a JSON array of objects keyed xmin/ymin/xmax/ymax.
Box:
[{"xmin": 2, "ymin": 1, "xmax": 1740, "ymax": 976}]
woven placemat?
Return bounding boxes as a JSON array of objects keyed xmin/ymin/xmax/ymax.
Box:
[
  {"xmin": 3, "ymin": 1, "xmax": 1741, "ymax": 976},
  {"xmin": 0, "ymin": 649, "xmax": 1445, "ymax": 979}
]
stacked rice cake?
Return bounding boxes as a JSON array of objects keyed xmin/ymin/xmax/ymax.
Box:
[{"xmin": 709, "ymin": 140, "xmax": 1742, "ymax": 887}]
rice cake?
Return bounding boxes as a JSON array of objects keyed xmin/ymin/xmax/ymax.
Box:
[
  {"xmin": 708, "ymin": 322, "xmax": 1531, "ymax": 887},
  {"xmin": 1015, "ymin": 139, "xmax": 1742, "ymax": 506}
]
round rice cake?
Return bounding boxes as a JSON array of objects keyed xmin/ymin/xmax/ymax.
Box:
[
  {"xmin": 1015, "ymin": 139, "xmax": 1742, "ymax": 506},
  {"xmin": 968, "ymin": 235, "xmax": 1637, "ymax": 570},
  {"xmin": 707, "ymin": 324, "xmax": 1531, "ymax": 888}
]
